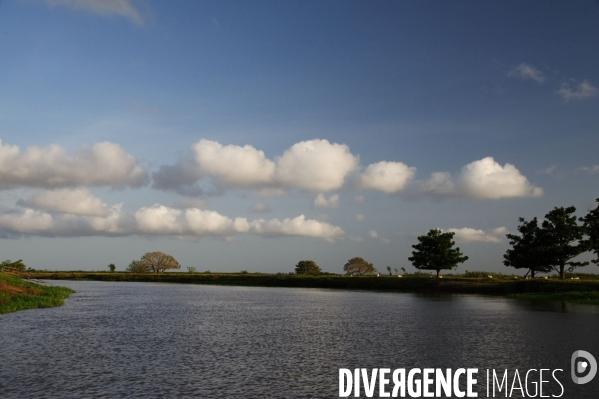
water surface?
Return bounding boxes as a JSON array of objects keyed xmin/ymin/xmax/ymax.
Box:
[{"xmin": 1, "ymin": 281, "xmax": 598, "ymax": 398}]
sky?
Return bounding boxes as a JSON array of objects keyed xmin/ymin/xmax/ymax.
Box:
[{"xmin": 0, "ymin": 0, "xmax": 598, "ymax": 274}]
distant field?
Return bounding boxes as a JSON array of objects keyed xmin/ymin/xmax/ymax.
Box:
[{"xmin": 19, "ymin": 271, "xmax": 599, "ymax": 304}]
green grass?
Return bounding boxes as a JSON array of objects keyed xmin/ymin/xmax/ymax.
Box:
[{"xmin": 0, "ymin": 273, "xmax": 75, "ymax": 315}]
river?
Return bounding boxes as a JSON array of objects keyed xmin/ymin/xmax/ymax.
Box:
[{"xmin": 1, "ymin": 281, "xmax": 598, "ymax": 398}]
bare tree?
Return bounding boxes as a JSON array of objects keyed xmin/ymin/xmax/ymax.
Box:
[{"xmin": 139, "ymin": 252, "xmax": 181, "ymax": 274}]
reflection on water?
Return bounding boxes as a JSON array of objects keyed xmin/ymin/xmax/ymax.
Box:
[{"xmin": 0, "ymin": 281, "xmax": 598, "ymax": 398}]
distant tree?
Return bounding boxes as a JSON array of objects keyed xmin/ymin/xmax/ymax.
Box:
[
  {"xmin": 503, "ymin": 217, "xmax": 552, "ymax": 278},
  {"xmin": 386, "ymin": 266, "xmax": 392, "ymax": 276},
  {"xmin": 187, "ymin": 266, "xmax": 197, "ymax": 273},
  {"xmin": 126, "ymin": 260, "xmax": 149, "ymax": 273},
  {"xmin": 108, "ymin": 263, "xmax": 116, "ymax": 272},
  {"xmin": 542, "ymin": 206, "xmax": 587, "ymax": 279},
  {"xmin": 408, "ymin": 229, "xmax": 468, "ymax": 278},
  {"xmin": 1, "ymin": 259, "xmax": 26, "ymax": 272},
  {"xmin": 138, "ymin": 252, "xmax": 181, "ymax": 274},
  {"xmin": 343, "ymin": 257, "xmax": 376, "ymax": 275},
  {"xmin": 295, "ymin": 260, "xmax": 322, "ymax": 275},
  {"xmin": 581, "ymin": 198, "xmax": 599, "ymax": 266}
]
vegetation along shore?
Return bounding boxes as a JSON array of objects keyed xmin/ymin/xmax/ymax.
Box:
[
  {"xmin": 0, "ymin": 272, "xmax": 74, "ymax": 315},
  {"xmin": 21, "ymin": 270, "xmax": 599, "ymax": 305}
]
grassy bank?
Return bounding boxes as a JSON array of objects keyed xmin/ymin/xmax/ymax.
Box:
[
  {"xmin": 0, "ymin": 273, "xmax": 75, "ymax": 315},
  {"xmin": 21, "ymin": 271, "xmax": 599, "ymax": 304}
]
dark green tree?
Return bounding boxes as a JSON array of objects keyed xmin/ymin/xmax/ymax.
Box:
[
  {"xmin": 343, "ymin": 257, "xmax": 376, "ymax": 275},
  {"xmin": 108, "ymin": 263, "xmax": 116, "ymax": 272},
  {"xmin": 126, "ymin": 260, "xmax": 149, "ymax": 273},
  {"xmin": 408, "ymin": 229, "xmax": 468, "ymax": 278},
  {"xmin": 386, "ymin": 266, "xmax": 392, "ymax": 276},
  {"xmin": 503, "ymin": 217, "xmax": 552, "ymax": 278},
  {"xmin": 294, "ymin": 260, "xmax": 322, "ymax": 275},
  {"xmin": 541, "ymin": 206, "xmax": 587, "ymax": 279},
  {"xmin": 581, "ymin": 198, "xmax": 599, "ymax": 266}
]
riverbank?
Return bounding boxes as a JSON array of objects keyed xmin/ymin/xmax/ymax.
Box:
[
  {"xmin": 0, "ymin": 273, "xmax": 75, "ymax": 315},
  {"xmin": 22, "ymin": 271, "xmax": 599, "ymax": 304}
]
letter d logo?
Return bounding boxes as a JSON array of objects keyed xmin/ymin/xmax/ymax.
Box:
[{"xmin": 571, "ymin": 350, "xmax": 597, "ymax": 384}]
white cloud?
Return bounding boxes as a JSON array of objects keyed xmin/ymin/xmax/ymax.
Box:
[
  {"xmin": 251, "ymin": 202, "xmax": 271, "ymax": 213},
  {"xmin": 248, "ymin": 214, "xmax": 344, "ymax": 242},
  {"xmin": 0, "ymin": 140, "xmax": 148, "ymax": 190},
  {"xmin": 153, "ymin": 138, "xmax": 358, "ymax": 195},
  {"xmin": 274, "ymin": 139, "xmax": 358, "ymax": 192},
  {"xmin": 359, "ymin": 161, "xmax": 416, "ymax": 193},
  {"xmin": 355, "ymin": 214, "xmax": 365, "ymax": 222},
  {"xmin": 17, "ymin": 188, "xmax": 111, "ymax": 217},
  {"xmin": 558, "ymin": 80, "xmax": 598, "ymax": 101},
  {"xmin": 418, "ymin": 172, "xmax": 456, "ymax": 197},
  {"xmin": 44, "ymin": 0, "xmax": 144, "ymax": 25},
  {"xmin": 192, "ymin": 139, "xmax": 275, "ymax": 187},
  {"xmin": 313, "ymin": 193, "xmax": 340, "ymax": 209},
  {"xmin": 349, "ymin": 235, "xmax": 363, "ymax": 242},
  {"xmin": 368, "ymin": 229, "xmax": 390, "ymax": 244},
  {"xmin": 508, "ymin": 63, "xmax": 545, "ymax": 83},
  {"xmin": 0, "ymin": 202, "xmax": 343, "ymax": 241},
  {"xmin": 354, "ymin": 195, "xmax": 366, "ymax": 204},
  {"xmin": 536, "ymin": 165, "xmax": 556, "ymax": 175},
  {"xmin": 419, "ymin": 157, "xmax": 543, "ymax": 199},
  {"xmin": 458, "ymin": 157, "xmax": 543, "ymax": 199},
  {"xmin": 578, "ymin": 165, "xmax": 599, "ymax": 174},
  {"xmin": 448, "ymin": 227, "xmax": 508, "ymax": 243}
]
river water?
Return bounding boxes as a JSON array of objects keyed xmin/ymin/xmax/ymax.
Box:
[{"xmin": 0, "ymin": 281, "xmax": 598, "ymax": 398}]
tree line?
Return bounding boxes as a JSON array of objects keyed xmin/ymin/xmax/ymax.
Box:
[{"xmin": 294, "ymin": 199, "xmax": 599, "ymax": 280}]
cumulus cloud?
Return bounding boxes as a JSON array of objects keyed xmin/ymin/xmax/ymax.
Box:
[
  {"xmin": 192, "ymin": 139, "xmax": 275, "ymax": 187},
  {"xmin": 0, "ymin": 140, "xmax": 148, "ymax": 190},
  {"xmin": 355, "ymin": 214, "xmax": 365, "ymax": 222},
  {"xmin": 313, "ymin": 193, "xmax": 340, "ymax": 209},
  {"xmin": 153, "ymin": 138, "xmax": 359, "ymax": 195},
  {"xmin": 17, "ymin": 188, "xmax": 111, "ymax": 217},
  {"xmin": 368, "ymin": 230, "xmax": 379, "ymax": 239},
  {"xmin": 247, "ymin": 215, "xmax": 344, "ymax": 242},
  {"xmin": 0, "ymin": 202, "xmax": 343, "ymax": 241},
  {"xmin": 44, "ymin": 0, "xmax": 144, "ymax": 25},
  {"xmin": 349, "ymin": 236, "xmax": 363, "ymax": 242},
  {"xmin": 557, "ymin": 80, "xmax": 598, "ymax": 101},
  {"xmin": 274, "ymin": 139, "xmax": 358, "ymax": 192},
  {"xmin": 448, "ymin": 227, "xmax": 508, "ymax": 243},
  {"xmin": 418, "ymin": 157, "xmax": 543, "ymax": 199},
  {"xmin": 508, "ymin": 63, "xmax": 545, "ymax": 83},
  {"xmin": 355, "ymin": 195, "xmax": 366, "ymax": 204},
  {"xmin": 359, "ymin": 161, "xmax": 416, "ymax": 193}
]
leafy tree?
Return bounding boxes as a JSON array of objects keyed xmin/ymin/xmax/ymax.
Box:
[
  {"xmin": 126, "ymin": 260, "xmax": 149, "ymax": 273},
  {"xmin": 108, "ymin": 263, "xmax": 116, "ymax": 272},
  {"xmin": 408, "ymin": 229, "xmax": 468, "ymax": 278},
  {"xmin": 541, "ymin": 206, "xmax": 587, "ymax": 279},
  {"xmin": 295, "ymin": 260, "xmax": 322, "ymax": 275},
  {"xmin": 386, "ymin": 266, "xmax": 392, "ymax": 276},
  {"xmin": 581, "ymin": 198, "xmax": 599, "ymax": 266},
  {"xmin": 343, "ymin": 257, "xmax": 376, "ymax": 275},
  {"xmin": 503, "ymin": 217, "xmax": 552, "ymax": 278},
  {"xmin": 138, "ymin": 252, "xmax": 181, "ymax": 274},
  {"xmin": 187, "ymin": 266, "xmax": 197, "ymax": 273},
  {"xmin": 1, "ymin": 259, "xmax": 26, "ymax": 272}
]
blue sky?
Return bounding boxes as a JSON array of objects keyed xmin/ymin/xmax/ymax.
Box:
[{"xmin": 0, "ymin": 0, "xmax": 598, "ymax": 273}]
